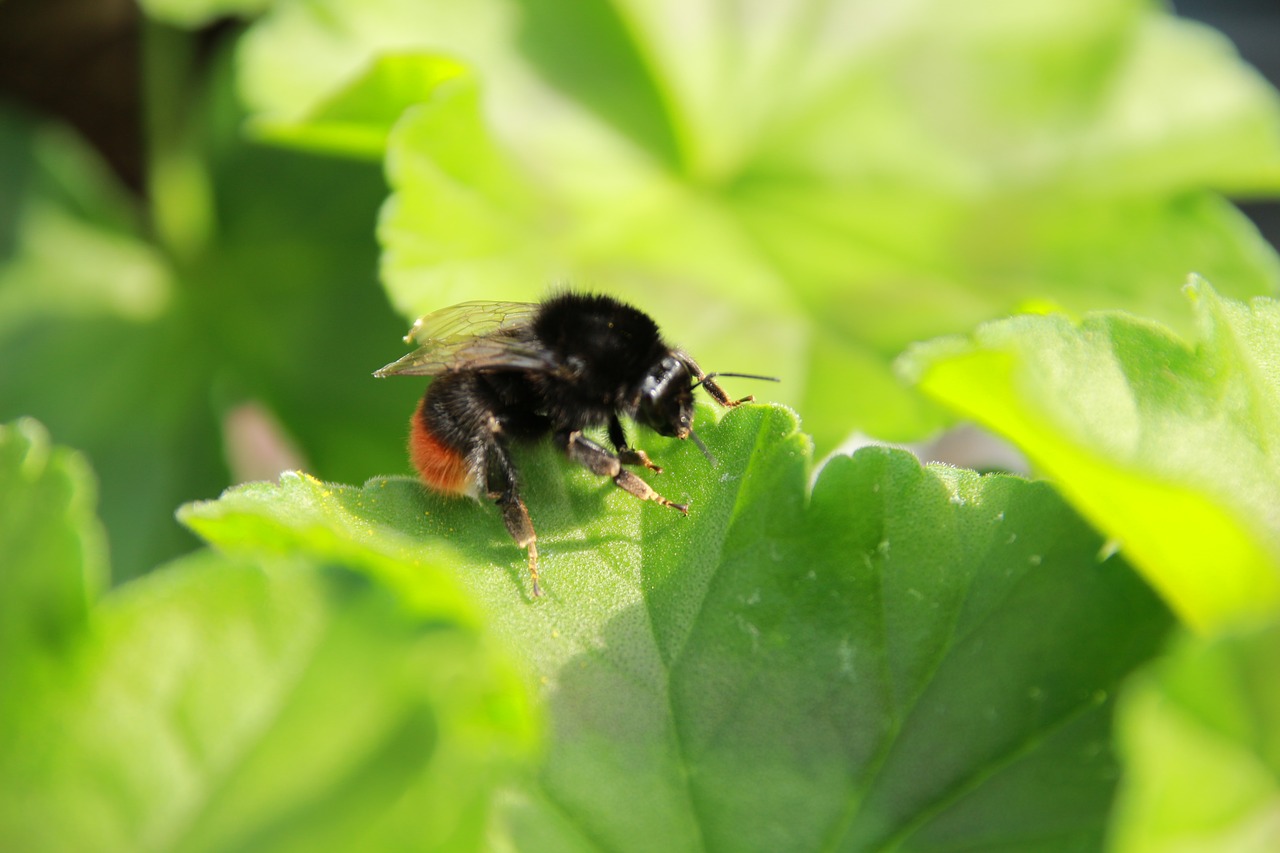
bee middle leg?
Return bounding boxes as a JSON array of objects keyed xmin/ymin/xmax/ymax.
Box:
[{"xmin": 560, "ymin": 429, "xmax": 689, "ymax": 514}]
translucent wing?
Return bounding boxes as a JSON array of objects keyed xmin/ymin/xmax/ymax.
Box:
[
  {"xmin": 373, "ymin": 300, "xmax": 552, "ymax": 377},
  {"xmin": 403, "ymin": 301, "xmax": 540, "ymax": 347}
]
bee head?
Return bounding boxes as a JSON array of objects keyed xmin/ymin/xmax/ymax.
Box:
[{"xmin": 637, "ymin": 355, "xmax": 694, "ymax": 439}]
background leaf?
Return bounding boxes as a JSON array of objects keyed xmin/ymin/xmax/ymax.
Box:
[
  {"xmin": 0, "ymin": 418, "xmax": 107, "ymax": 725},
  {"xmin": 137, "ymin": 0, "xmax": 273, "ymax": 28},
  {"xmin": 235, "ymin": 0, "xmax": 1280, "ymax": 446},
  {"xmin": 902, "ymin": 280, "xmax": 1280, "ymax": 633},
  {"xmin": 1110, "ymin": 622, "xmax": 1280, "ymax": 853},
  {"xmin": 183, "ymin": 403, "xmax": 1172, "ymax": 850}
]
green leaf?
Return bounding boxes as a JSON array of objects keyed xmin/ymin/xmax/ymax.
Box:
[
  {"xmin": 901, "ymin": 279, "xmax": 1280, "ymax": 633},
  {"xmin": 1110, "ymin": 622, "xmax": 1280, "ymax": 853},
  {"xmin": 236, "ymin": 0, "xmax": 1280, "ymax": 445},
  {"xmin": 182, "ymin": 403, "xmax": 1172, "ymax": 850},
  {"xmin": 0, "ymin": 418, "xmax": 107, "ymax": 718},
  {"xmin": 0, "ymin": 423, "xmax": 536, "ymax": 852}
]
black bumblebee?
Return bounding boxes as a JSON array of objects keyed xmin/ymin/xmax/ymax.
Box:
[{"xmin": 375, "ymin": 291, "xmax": 772, "ymax": 597}]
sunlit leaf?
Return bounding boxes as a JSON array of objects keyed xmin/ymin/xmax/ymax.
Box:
[
  {"xmin": 902, "ymin": 279, "xmax": 1280, "ymax": 632},
  {"xmin": 250, "ymin": 53, "xmax": 471, "ymax": 158}
]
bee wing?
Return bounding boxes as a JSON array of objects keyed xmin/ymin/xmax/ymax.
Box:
[
  {"xmin": 374, "ymin": 300, "xmax": 552, "ymax": 377},
  {"xmin": 403, "ymin": 301, "xmax": 540, "ymax": 347}
]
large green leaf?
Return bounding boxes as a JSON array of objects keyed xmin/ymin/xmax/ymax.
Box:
[
  {"xmin": 183, "ymin": 403, "xmax": 1172, "ymax": 850},
  {"xmin": 0, "ymin": 420, "xmax": 535, "ymax": 853},
  {"xmin": 902, "ymin": 280, "xmax": 1280, "ymax": 633},
  {"xmin": 236, "ymin": 0, "xmax": 1280, "ymax": 446},
  {"xmin": 1109, "ymin": 622, "xmax": 1280, "ymax": 853}
]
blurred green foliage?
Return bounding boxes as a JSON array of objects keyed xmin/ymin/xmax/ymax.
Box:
[
  {"xmin": 0, "ymin": 420, "xmax": 536, "ymax": 853},
  {"xmin": 1, "ymin": 53, "xmax": 416, "ymax": 581},
  {"xmin": 3, "ymin": 0, "xmax": 1280, "ymax": 850},
  {"xmin": 1110, "ymin": 622, "xmax": 1280, "ymax": 853}
]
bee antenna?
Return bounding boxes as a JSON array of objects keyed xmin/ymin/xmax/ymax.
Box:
[
  {"xmin": 689, "ymin": 429, "xmax": 718, "ymax": 467},
  {"xmin": 692, "ymin": 371, "xmax": 780, "ymax": 390}
]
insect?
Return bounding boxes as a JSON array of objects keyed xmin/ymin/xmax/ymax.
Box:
[{"xmin": 375, "ymin": 291, "xmax": 774, "ymax": 597}]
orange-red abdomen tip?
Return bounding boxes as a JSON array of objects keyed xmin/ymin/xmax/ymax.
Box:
[{"xmin": 409, "ymin": 402, "xmax": 474, "ymax": 495}]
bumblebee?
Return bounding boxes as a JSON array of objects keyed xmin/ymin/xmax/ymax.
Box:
[{"xmin": 375, "ymin": 291, "xmax": 771, "ymax": 597}]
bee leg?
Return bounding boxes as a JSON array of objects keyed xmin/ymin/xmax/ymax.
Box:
[
  {"xmin": 485, "ymin": 440, "xmax": 541, "ymax": 597},
  {"xmin": 498, "ymin": 491, "xmax": 540, "ymax": 597},
  {"xmin": 608, "ymin": 415, "xmax": 663, "ymax": 473},
  {"xmin": 560, "ymin": 430, "xmax": 689, "ymax": 515}
]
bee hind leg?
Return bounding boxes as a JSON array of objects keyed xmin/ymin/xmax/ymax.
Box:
[
  {"xmin": 560, "ymin": 429, "xmax": 689, "ymax": 514},
  {"xmin": 485, "ymin": 439, "xmax": 541, "ymax": 597},
  {"xmin": 496, "ymin": 490, "xmax": 540, "ymax": 597}
]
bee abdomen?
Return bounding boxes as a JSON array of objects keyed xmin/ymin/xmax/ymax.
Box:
[{"xmin": 409, "ymin": 397, "xmax": 476, "ymax": 495}]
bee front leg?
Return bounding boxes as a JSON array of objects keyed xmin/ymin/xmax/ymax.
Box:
[
  {"xmin": 607, "ymin": 415, "xmax": 663, "ymax": 474},
  {"xmin": 484, "ymin": 439, "xmax": 541, "ymax": 597},
  {"xmin": 560, "ymin": 429, "xmax": 688, "ymax": 514}
]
